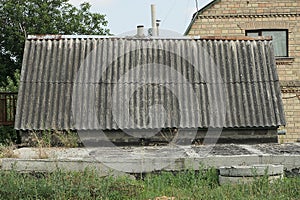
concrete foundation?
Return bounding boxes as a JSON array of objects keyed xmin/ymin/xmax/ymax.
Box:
[{"xmin": 0, "ymin": 144, "xmax": 299, "ymax": 177}]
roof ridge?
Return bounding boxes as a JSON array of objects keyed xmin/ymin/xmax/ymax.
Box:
[{"xmin": 27, "ymin": 35, "xmax": 271, "ymax": 41}]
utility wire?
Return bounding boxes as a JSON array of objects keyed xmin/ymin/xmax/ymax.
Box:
[
  {"xmin": 184, "ymin": 0, "xmax": 192, "ymax": 26},
  {"xmin": 161, "ymin": 0, "xmax": 177, "ymax": 26},
  {"xmin": 195, "ymin": 0, "xmax": 199, "ymax": 12}
]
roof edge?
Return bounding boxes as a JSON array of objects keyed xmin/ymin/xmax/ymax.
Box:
[
  {"xmin": 27, "ymin": 35, "xmax": 114, "ymax": 40},
  {"xmin": 200, "ymin": 36, "xmax": 272, "ymax": 41},
  {"xmin": 27, "ymin": 34, "xmax": 202, "ymax": 40},
  {"xmin": 184, "ymin": 0, "xmax": 220, "ymax": 35},
  {"xmin": 27, "ymin": 35, "xmax": 272, "ymax": 41}
]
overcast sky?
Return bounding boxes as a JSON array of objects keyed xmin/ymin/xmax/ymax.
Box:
[{"xmin": 68, "ymin": 0, "xmax": 213, "ymax": 35}]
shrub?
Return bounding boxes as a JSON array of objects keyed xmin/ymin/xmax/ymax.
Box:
[{"xmin": 0, "ymin": 126, "xmax": 20, "ymax": 145}]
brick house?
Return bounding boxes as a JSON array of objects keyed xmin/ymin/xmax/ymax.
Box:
[{"xmin": 185, "ymin": 0, "xmax": 300, "ymax": 143}]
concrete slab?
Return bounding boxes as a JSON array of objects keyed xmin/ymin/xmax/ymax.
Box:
[
  {"xmin": 0, "ymin": 144, "xmax": 299, "ymax": 175},
  {"xmin": 219, "ymin": 164, "xmax": 284, "ymax": 176},
  {"xmin": 218, "ymin": 164, "xmax": 284, "ymax": 185}
]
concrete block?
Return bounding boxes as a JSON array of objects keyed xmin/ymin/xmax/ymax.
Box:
[
  {"xmin": 219, "ymin": 164, "xmax": 284, "ymax": 185},
  {"xmin": 219, "ymin": 164, "xmax": 284, "ymax": 176},
  {"xmin": 1, "ymin": 158, "xmax": 133, "ymax": 179}
]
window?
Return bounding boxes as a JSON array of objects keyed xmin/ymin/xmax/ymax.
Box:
[{"xmin": 246, "ymin": 29, "xmax": 288, "ymax": 57}]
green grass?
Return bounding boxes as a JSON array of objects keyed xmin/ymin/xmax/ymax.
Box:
[{"xmin": 0, "ymin": 168, "xmax": 299, "ymax": 200}]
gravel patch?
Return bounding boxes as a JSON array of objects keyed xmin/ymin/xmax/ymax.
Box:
[
  {"xmin": 254, "ymin": 143, "xmax": 300, "ymax": 155},
  {"xmin": 192, "ymin": 144, "xmax": 253, "ymax": 156}
]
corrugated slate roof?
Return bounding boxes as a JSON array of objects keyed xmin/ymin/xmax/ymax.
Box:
[{"xmin": 15, "ymin": 35, "xmax": 285, "ymax": 130}]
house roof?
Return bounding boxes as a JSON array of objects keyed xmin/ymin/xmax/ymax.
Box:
[
  {"xmin": 184, "ymin": 0, "xmax": 220, "ymax": 35},
  {"xmin": 15, "ymin": 35, "xmax": 285, "ymax": 130}
]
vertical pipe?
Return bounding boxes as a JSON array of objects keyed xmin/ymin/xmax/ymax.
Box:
[
  {"xmin": 156, "ymin": 20, "xmax": 161, "ymax": 36},
  {"xmin": 151, "ymin": 4, "xmax": 157, "ymax": 36}
]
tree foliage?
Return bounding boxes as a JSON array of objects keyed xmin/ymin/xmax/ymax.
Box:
[
  {"xmin": 0, "ymin": 69, "xmax": 20, "ymax": 92},
  {"xmin": 0, "ymin": 0, "xmax": 110, "ymax": 89}
]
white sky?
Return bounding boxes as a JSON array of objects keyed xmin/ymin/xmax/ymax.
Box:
[{"xmin": 68, "ymin": 0, "xmax": 213, "ymax": 35}]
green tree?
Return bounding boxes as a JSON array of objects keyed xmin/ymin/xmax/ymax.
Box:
[
  {"xmin": 0, "ymin": 69, "xmax": 20, "ymax": 92},
  {"xmin": 0, "ymin": 0, "xmax": 110, "ymax": 89}
]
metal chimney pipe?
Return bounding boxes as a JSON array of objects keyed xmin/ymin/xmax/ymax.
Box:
[
  {"xmin": 156, "ymin": 19, "xmax": 161, "ymax": 36},
  {"xmin": 136, "ymin": 25, "xmax": 144, "ymax": 37},
  {"xmin": 151, "ymin": 4, "xmax": 157, "ymax": 36}
]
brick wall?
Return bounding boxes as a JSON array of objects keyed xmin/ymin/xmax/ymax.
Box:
[{"xmin": 187, "ymin": 0, "xmax": 300, "ymax": 143}]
